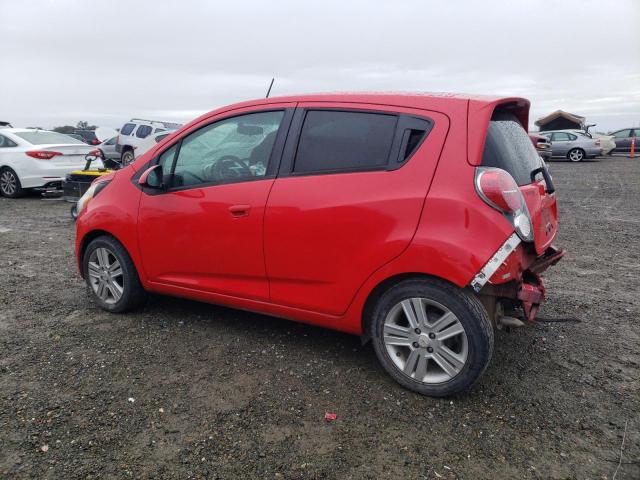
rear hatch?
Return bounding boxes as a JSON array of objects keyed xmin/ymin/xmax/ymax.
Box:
[{"xmin": 481, "ymin": 112, "xmax": 558, "ymax": 254}]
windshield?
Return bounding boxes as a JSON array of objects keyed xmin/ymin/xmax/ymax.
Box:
[
  {"xmin": 482, "ymin": 113, "xmax": 543, "ymax": 186},
  {"xmin": 15, "ymin": 131, "xmax": 86, "ymax": 145}
]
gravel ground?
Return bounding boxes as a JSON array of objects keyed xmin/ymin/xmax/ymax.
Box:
[{"xmin": 1, "ymin": 156, "xmax": 639, "ymax": 479}]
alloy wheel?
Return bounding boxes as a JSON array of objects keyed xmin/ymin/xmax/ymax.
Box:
[
  {"xmin": 569, "ymin": 149, "xmax": 584, "ymax": 162},
  {"xmin": 383, "ymin": 298, "xmax": 469, "ymax": 384},
  {"xmin": 87, "ymin": 247, "xmax": 124, "ymax": 304},
  {"xmin": 0, "ymin": 170, "xmax": 17, "ymax": 196}
]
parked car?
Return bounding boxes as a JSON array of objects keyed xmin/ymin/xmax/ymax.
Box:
[
  {"xmin": 609, "ymin": 128, "xmax": 638, "ymax": 154},
  {"xmin": 96, "ymin": 137, "xmax": 120, "ymax": 161},
  {"xmin": 116, "ymin": 118, "xmax": 181, "ymax": 164},
  {"xmin": 528, "ymin": 133, "xmax": 552, "ymax": 161},
  {"xmin": 74, "ymin": 93, "xmax": 563, "ymax": 397},
  {"xmin": 73, "ymin": 129, "xmax": 100, "ymax": 145},
  {"xmin": 133, "ymin": 131, "xmax": 173, "ymax": 159},
  {"xmin": 590, "ymin": 132, "xmax": 616, "ymax": 155},
  {"xmin": 0, "ymin": 121, "xmax": 12, "ymax": 128},
  {"xmin": 65, "ymin": 133, "xmax": 86, "ymax": 143},
  {"xmin": 0, "ymin": 128, "xmax": 95, "ymax": 197},
  {"xmin": 537, "ymin": 130, "xmax": 602, "ymax": 161}
]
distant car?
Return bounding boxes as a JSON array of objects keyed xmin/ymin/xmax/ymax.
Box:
[
  {"xmin": 116, "ymin": 118, "xmax": 182, "ymax": 164},
  {"xmin": 589, "ymin": 133, "xmax": 616, "ymax": 155},
  {"xmin": 537, "ymin": 130, "xmax": 602, "ymax": 162},
  {"xmin": 528, "ymin": 133, "xmax": 552, "ymax": 161},
  {"xmin": 609, "ymin": 128, "xmax": 638, "ymax": 154},
  {"xmin": 0, "ymin": 121, "xmax": 12, "ymax": 128},
  {"xmin": 0, "ymin": 129, "xmax": 94, "ymax": 197},
  {"xmin": 97, "ymin": 137, "xmax": 120, "ymax": 161},
  {"xmin": 553, "ymin": 129, "xmax": 615, "ymax": 156},
  {"xmin": 73, "ymin": 129, "xmax": 100, "ymax": 145},
  {"xmin": 133, "ymin": 131, "xmax": 173, "ymax": 160},
  {"xmin": 66, "ymin": 133, "xmax": 86, "ymax": 143}
]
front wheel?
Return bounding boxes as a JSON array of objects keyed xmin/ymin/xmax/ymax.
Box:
[
  {"xmin": 370, "ymin": 278, "xmax": 494, "ymax": 397},
  {"xmin": 567, "ymin": 148, "xmax": 585, "ymax": 162},
  {"xmin": 83, "ymin": 235, "xmax": 146, "ymax": 312},
  {"xmin": 0, "ymin": 167, "xmax": 24, "ymax": 198}
]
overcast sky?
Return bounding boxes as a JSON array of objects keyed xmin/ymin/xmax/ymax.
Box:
[{"xmin": 1, "ymin": 0, "xmax": 639, "ymax": 132}]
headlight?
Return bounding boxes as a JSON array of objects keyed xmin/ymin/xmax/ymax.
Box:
[{"xmin": 77, "ymin": 180, "xmax": 110, "ymax": 214}]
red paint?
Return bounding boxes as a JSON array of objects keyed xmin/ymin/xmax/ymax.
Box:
[{"xmin": 75, "ymin": 93, "xmax": 561, "ymax": 335}]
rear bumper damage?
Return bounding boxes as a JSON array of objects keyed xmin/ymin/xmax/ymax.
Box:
[{"xmin": 471, "ymin": 235, "xmax": 565, "ymax": 323}]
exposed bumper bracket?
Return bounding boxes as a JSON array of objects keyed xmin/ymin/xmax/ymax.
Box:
[{"xmin": 471, "ymin": 233, "xmax": 521, "ymax": 293}]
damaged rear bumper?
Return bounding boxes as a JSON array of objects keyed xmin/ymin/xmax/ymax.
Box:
[{"xmin": 471, "ymin": 234, "xmax": 565, "ymax": 322}]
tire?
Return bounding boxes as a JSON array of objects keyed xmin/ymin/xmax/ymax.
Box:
[
  {"xmin": 121, "ymin": 150, "xmax": 135, "ymax": 165},
  {"xmin": 70, "ymin": 204, "xmax": 78, "ymax": 220},
  {"xmin": 370, "ymin": 278, "xmax": 494, "ymax": 397},
  {"xmin": 567, "ymin": 148, "xmax": 585, "ymax": 162},
  {"xmin": 0, "ymin": 167, "xmax": 24, "ymax": 198},
  {"xmin": 82, "ymin": 235, "xmax": 146, "ymax": 313}
]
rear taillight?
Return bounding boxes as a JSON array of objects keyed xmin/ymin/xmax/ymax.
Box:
[
  {"xmin": 115, "ymin": 136, "xmax": 119, "ymax": 145},
  {"xmin": 26, "ymin": 151, "xmax": 62, "ymax": 160},
  {"xmin": 475, "ymin": 167, "xmax": 533, "ymax": 242}
]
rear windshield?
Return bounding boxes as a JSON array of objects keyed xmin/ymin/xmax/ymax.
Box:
[
  {"xmin": 14, "ymin": 131, "xmax": 85, "ymax": 145},
  {"xmin": 482, "ymin": 113, "xmax": 543, "ymax": 186}
]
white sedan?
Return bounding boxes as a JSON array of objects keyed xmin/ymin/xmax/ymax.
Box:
[{"xmin": 0, "ymin": 129, "xmax": 95, "ymax": 198}]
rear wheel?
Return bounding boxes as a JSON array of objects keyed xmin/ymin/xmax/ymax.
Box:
[
  {"xmin": 83, "ymin": 235, "xmax": 146, "ymax": 312},
  {"xmin": 70, "ymin": 204, "xmax": 78, "ymax": 220},
  {"xmin": 567, "ymin": 148, "xmax": 585, "ymax": 162},
  {"xmin": 370, "ymin": 278, "xmax": 494, "ymax": 397},
  {"xmin": 0, "ymin": 167, "xmax": 24, "ymax": 198},
  {"xmin": 121, "ymin": 150, "xmax": 135, "ymax": 165}
]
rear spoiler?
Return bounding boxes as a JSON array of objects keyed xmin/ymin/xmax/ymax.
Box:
[{"xmin": 467, "ymin": 97, "xmax": 530, "ymax": 166}]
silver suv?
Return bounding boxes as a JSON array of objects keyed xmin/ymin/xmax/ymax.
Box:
[{"xmin": 116, "ymin": 118, "xmax": 182, "ymax": 164}]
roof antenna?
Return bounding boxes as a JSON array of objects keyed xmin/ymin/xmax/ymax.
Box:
[{"xmin": 265, "ymin": 78, "xmax": 275, "ymax": 98}]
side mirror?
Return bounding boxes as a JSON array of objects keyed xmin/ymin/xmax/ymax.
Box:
[{"xmin": 138, "ymin": 164, "xmax": 164, "ymax": 189}]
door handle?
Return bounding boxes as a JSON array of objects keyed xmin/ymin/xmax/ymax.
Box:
[{"xmin": 229, "ymin": 204, "xmax": 250, "ymax": 217}]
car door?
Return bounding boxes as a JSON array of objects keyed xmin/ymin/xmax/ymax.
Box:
[
  {"xmin": 263, "ymin": 103, "xmax": 449, "ymax": 316},
  {"xmin": 612, "ymin": 129, "xmax": 632, "ymax": 152},
  {"xmin": 137, "ymin": 105, "xmax": 294, "ymax": 301},
  {"xmin": 550, "ymin": 132, "xmax": 572, "ymax": 156}
]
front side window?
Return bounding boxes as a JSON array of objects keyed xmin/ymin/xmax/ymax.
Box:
[
  {"xmin": 293, "ymin": 110, "xmax": 397, "ymax": 174},
  {"xmin": 552, "ymin": 132, "xmax": 571, "ymax": 141},
  {"xmin": 136, "ymin": 125, "xmax": 152, "ymax": 138},
  {"xmin": 165, "ymin": 110, "xmax": 284, "ymax": 188},
  {"xmin": 120, "ymin": 123, "xmax": 135, "ymax": 136},
  {"xmin": 613, "ymin": 129, "xmax": 631, "ymax": 138}
]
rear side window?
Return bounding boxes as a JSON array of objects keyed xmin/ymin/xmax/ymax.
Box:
[
  {"xmin": 482, "ymin": 112, "xmax": 543, "ymax": 186},
  {"xmin": 120, "ymin": 123, "xmax": 135, "ymax": 135},
  {"xmin": 136, "ymin": 125, "xmax": 152, "ymax": 138},
  {"xmin": 293, "ymin": 110, "xmax": 397, "ymax": 174}
]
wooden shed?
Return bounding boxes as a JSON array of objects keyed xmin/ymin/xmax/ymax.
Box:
[{"xmin": 534, "ymin": 110, "xmax": 585, "ymax": 131}]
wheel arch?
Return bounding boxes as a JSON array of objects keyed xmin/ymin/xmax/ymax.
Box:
[
  {"xmin": 360, "ymin": 272, "xmax": 460, "ymax": 343},
  {"xmin": 78, "ymin": 229, "xmax": 127, "ymax": 276}
]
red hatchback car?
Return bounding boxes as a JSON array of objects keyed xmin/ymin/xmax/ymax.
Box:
[{"xmin": 75, "ymin": 93, "xmax": 563, "ymax": 396}]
